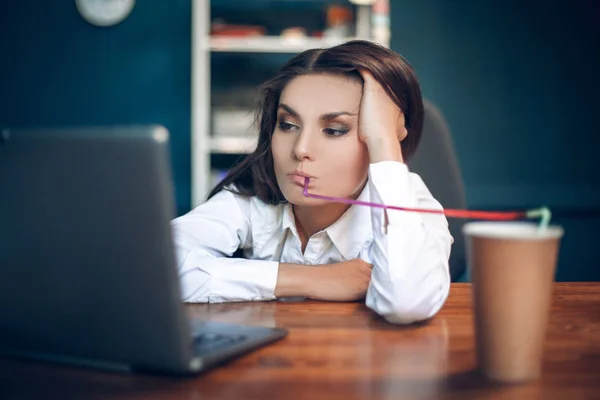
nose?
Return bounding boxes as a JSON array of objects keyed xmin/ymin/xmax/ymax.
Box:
[{"xmin": 292, "ymin": 129, "xmax": 316, "ymax": 162}]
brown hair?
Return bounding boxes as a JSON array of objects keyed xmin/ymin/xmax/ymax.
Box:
[{"xmin": 208, "ymin": 40, "xmax": 424, "ymax": 204}]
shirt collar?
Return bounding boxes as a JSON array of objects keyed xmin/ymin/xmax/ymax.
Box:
[
  {"xmin": 281, "ymin": 202, "xmax": 298, "ymax": 238},
  {"xmin": 325, "ymin": 183, "xmax": 372, "ymax": 260},
  {"xmin": 281, "ymin": 183, "xmax": 373, "ymax": 261}
]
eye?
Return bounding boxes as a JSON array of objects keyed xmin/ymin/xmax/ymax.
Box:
[
  {"xmin": 278, "ymin": 121, "xmax": 298, "ymax": 132},
  {"xmin": 323, "ymin": 127, "xmax": 350, "ymax": 137}
]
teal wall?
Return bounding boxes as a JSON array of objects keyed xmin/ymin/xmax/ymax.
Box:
[
  {"xmin": 391, "ymin": 0, "xmax": 599, "ymax": 209},
  {"xmin": 0, "ymin": 0, "xmax": 193, "ymax": 215},
  {"xmin": 390, "ymin": 0, "xmax": 600, "ymax": 281},
  {"xmin": 1, "ymin": 1, "xmax": 598, "ymax": 280}
]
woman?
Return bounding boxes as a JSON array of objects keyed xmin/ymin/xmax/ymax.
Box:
[{"xmin": 172, "ymin": 40, "xmax": 453, "ymax": 324}]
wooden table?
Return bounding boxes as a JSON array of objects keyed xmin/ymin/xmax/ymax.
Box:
[{"xmin": 1, "ymin": 283, "xmax": 599, "ymax": 399}]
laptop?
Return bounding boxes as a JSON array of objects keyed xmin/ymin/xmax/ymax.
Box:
[{"xmin": 0, "ymin": 126, "xmax": 287, "ymax": 375}]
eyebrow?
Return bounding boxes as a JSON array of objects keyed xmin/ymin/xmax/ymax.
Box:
[{"xmin": 278, "ymin": 103, "xmax": 357, "ymax": 122}]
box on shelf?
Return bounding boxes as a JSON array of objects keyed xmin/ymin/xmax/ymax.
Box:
[{"xmin": 211, "ymin": 108, "xmax": 256, "ymax": 138}]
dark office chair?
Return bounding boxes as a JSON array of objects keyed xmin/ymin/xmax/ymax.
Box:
[{"xmin": 408, "ymin": 100, "xmax": 467, "ymax": 282}]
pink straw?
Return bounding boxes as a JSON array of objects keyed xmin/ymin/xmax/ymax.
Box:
[{"xmin": 302, "ymin": 178, "xmax": 527, "ymax": 221}]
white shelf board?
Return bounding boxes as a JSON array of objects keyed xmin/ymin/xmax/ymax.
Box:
[
  {"xmin": 208, "ymin": 36, "xmax": 360, "ymax": 53},
  {"xmin": 210, "ymin": 136, "xmax": 258, "ymax": 154}
]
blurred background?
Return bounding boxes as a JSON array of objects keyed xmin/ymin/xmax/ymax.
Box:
[{"xmin": 1, "ymin": 0, "xmax": 598, "ymax": 282}]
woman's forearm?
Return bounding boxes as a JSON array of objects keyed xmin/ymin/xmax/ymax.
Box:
[{"xmin": 275, "ymin": 263, "xmax": 318, "ymax": 298}]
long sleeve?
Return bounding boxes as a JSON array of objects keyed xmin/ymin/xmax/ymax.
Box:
[
  {"xmin": 365, "ymin": 161, "xmax": 452, "ymax": 324},
  {"xmin": 170, "ymin": 189, "xmax": 279, "ymax": 303}
]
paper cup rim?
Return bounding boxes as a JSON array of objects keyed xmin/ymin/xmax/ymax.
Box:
[{"xmin": 462, "ymin": 221, "xmax": 564, "ymax": 240}]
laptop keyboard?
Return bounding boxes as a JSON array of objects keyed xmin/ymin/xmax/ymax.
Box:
[{"xmin": 193, "ymin": 332, "xmax": 248, "ymax": 354}]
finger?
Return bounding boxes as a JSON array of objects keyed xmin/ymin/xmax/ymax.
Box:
[
  {"xmin": 358, "ymin": 68, "xmax": 374, "ymax": 82},
  {"xmin": 353, "ymin": 259, "xmax": 373, "ymax": 269},
  {"xmin": 358, "ymin": 69, "xmax": 377, "ymax": 91},
  {"xmin": 397, "ymin": 113, "xmax": 408, "ymax": 141}
]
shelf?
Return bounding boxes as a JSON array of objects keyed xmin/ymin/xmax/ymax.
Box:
[
  {"xmin": 192, "ymin": 0, "xmax": 386, "ymax": 206},
  {"xmin": 210, "ymin": 136, "xmax": 258, "ymax": 154},
  {"xmin": 208, "ymin": 36, "xmax": 360, "ymax": 53}
]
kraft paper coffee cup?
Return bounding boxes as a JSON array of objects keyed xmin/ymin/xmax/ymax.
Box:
[{"xmin": 463, "ymin": 221, "xmax": 564, "ymax": 383}]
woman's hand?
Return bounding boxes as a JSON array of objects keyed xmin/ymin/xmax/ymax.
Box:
[
  {"xmin": 275, "ymin": 260, "xmax": 373, "ymax": 301},
  {"xmin": 307, "ymin": 259, "xmax": 373, "ymax": 302},
  {"xmin": 358, "ymin": 70, "xmax": 407, "ymax": 163}
]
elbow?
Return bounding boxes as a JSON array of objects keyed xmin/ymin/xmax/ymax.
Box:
[
  {"xmin": 380, "ymin": 298, "xmax": 446, "ymax": 325},
  {"xmin": 178, "ymin": 270, "xmax": 212, "ymax": 303},
  {"xmin": 180, "ymin": 287, "xmax": 210, "ymax": 303},
  {"xmin": 368, "ymin": 278, "xmax": 450, "ymax": 325}
]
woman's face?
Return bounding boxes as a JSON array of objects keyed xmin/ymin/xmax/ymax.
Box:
[{"xmin": 271, "ymin": 73, "xmax": 369, "ymax": 206}]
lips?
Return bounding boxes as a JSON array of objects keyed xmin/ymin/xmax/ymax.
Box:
[
  {"xmin": 289, "ymin": 170, "xmax": 315, "ymax": 179},
  {"xmin": 289, "ymin": 174, "xmax": 310, "ymax": 186},
  {"xmin": 286, "ymin": 168, "xmax": 315, "ymax": 189}
]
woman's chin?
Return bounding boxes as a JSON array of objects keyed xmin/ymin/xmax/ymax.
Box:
[
  {"xmin": 290, "ymin": 198, "xmax": 330, "ymax": 207},
  {"xmin": 284, "ymin": 193, "xmax": 313, "ymax": 206},
  {"xmin": 282, "ymin": 188, "xmax": 327, "ymax": 206}
]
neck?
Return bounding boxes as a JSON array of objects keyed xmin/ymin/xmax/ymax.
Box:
[
  {"xmin": 292, "ymin": 181, "xmax": 366, "ymax": 251},
  {"xmin": 293, "ymin": 202, "xmax": 350, "ymax": 249}
]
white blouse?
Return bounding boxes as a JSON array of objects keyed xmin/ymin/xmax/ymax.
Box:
[{"xmin": 171, "ymin": 161, "xmax": 453, "ymax": 324}]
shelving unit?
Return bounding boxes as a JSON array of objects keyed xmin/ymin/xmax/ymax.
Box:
[
  {"xmin": 191, "ymin": 0, "xmax": 390, "ymax": 207},
  {"xmin": 208, "ymin": 35, "xmax": 361, "ymax": 53},
  {"xmin": 209, "ymin": 136, "xmax": 258, "ymax": 154}
]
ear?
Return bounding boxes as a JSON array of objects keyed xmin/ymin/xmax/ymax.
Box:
[{"xmin": 397, "ymin": 112, "xmax": 408, "ymax": 142}]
